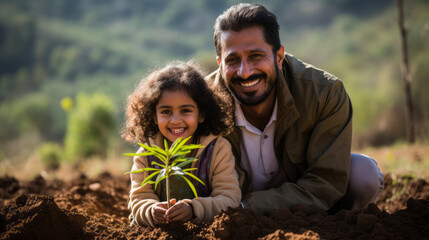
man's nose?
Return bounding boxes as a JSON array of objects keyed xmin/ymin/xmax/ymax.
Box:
[{"xmin": 237, "ymin": 60, "xmax": 254, "ymax": 80}]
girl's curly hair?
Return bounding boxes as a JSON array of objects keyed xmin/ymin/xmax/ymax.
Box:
[{"xmin": 122, "ymin": 61, "xmax": 233, "ymax": 143}]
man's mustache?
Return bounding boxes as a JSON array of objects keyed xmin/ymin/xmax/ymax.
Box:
[{"xmin": 231, "ymin": 73, "xmax": 267, "ymax": 83}]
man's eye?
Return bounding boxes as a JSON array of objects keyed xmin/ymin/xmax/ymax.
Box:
[
  {"xmin": 225, "ymin": 57, "xmax": 237, "ymax": 64},
  {"xmin": 250, "ymin": 54, "xmax": 262, "ymax": 60}
]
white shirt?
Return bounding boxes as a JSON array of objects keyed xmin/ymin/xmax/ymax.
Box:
[{"xmin": 235, "ymin": 99, "xmax": 281, "ymax": 191}]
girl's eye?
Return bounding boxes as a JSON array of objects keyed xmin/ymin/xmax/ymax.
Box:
[
  {"xmin": 160, "ymin": 110, "xmax": 171, "ymax": 114},
  {"xmin": 182, "ymin": 108, "xmax": 192, "ymax": 113}
]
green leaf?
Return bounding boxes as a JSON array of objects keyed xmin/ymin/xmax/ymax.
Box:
[
  {"xmin": 172, "ymin": 151, "xmax": 192, "ymax": 158},
  {"xmin": 151, "ymin": 143, "xmax": 167, "ymax": 153},
  {"xmin": 124, "ymin": 137, "xmax": 207, "ymax": 203},
  {"xmin": 137, "ymin": 143, "xmax": 168, "ymax": 162},
  {"xmin": 151, "ymin": 161, "xmax": 166, "ymax": 169},
  {"xmin": 123, "ymin": 152, "xmax": 156, "ymax": 157},
  {"xmin": 156, "ymin": 169, "xmax": 166, "ymax": 183},
  {"xmin": 171, "ymin": 166, "xmax": 181, "ymax": 171},
  {"xmin": 137, "ymin": 142, "xmax": 155, "ymax": 152},
  {"xmin": 170, "ymin": 155, "xmax": 188, "ymax": 163},
  {"xmin": 183, "ymin": 168, "xmax": 198, "ymax": 172},
  {"xmin": 184, "ymin": 172, "xmax": 205, "ymax": 185},
  {"xmin": 180, "ymin": 144, "xmax": 205, "ymax": 151},
  {"xmin": 167, "ymin": 137, "xmax": 181, "ymax": 155},
  {"xmin": 172, "ymin": 157, "xmax": 194, "ymax": 162},
  {"xmin": 170, "ymin": 156, "xmax": 193, "ymax": 167},
  {"xmin": 164, "ymin": 139, "xmax": 169, "ymax": 151},
  {"xmin": 170, "ymin": 137, "xmax": 191, "ymax": 156},
  {"xmin": 149, "ymin": 145, "xmax": 169, "ymax": 162},
  {"xmin": 141, "ymin": 171, "xmax": 162, "ymax": 186},
  {"xmin": 172, "ymin": 143, "xmax": 204, "ymax": 157},
  {"xmin": 179, "ymin": 175, "xmax": 199, "ymax": 198},
  {"xmin": 172, "ymin": 169, "xmax": 186, "ymax": 175},
  {"xmin": 154, "ymin": 175, "xmax": 166, "ymax": 190},
  {"xmin": 124, "ymin": 167, "xmax": 161, "ymax": 174},
  {"xmin": 175, "ymin": 158, "xmax": 197, "ymax": 168}
]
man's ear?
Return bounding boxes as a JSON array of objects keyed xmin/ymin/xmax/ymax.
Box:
[
  {"xmin": 216, "ymin": 56, "xmax": 221, "ymax": 66},
  {"xmin": 276, "ymin": 45, "xmax": 285, "ymax": 69}
]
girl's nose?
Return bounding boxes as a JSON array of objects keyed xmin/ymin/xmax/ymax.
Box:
[
  {"xmin": 237, "ymin": 60, "xmax": 254, "ymax": 80},
  {"xmin": 170, "ymin": 114, "xmax": 181, "ymax": 123}
]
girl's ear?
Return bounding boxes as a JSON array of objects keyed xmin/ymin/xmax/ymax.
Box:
[
  {"xmin": 198, "ymin": 114, "xmax": 205, "ymax": 123},
  {"xmin": 154, "ymin": 116, "xmax": 158, "ymax": 124}
]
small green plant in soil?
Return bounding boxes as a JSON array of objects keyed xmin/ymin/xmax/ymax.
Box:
[{"xmin": 124, "ymin": 136, "xmax": 204, "ymax": 208}]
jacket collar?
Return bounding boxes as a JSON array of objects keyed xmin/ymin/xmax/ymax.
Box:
[{"xmin": 274, "ymin": 57, "xmax": 300, "ymax": 147}]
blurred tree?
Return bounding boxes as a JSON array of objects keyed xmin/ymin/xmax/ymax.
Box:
[
  {"xmin": 38, "ymin": 142, "xmax": 63, "ymax": 170},
  {"xmin": 0, "ymin": 14, "xmax": 35, "ymax": 75},
  {"xmin": 64, "ymin": 92, "xmax": 116, "ymax": 162},
  {"xmin": 0, "ymin": 93, "xmax": 51, "ymax": 144},
  {"xmin": 397, "ymin": 0, "xmax": 415, "ymax": 143}
]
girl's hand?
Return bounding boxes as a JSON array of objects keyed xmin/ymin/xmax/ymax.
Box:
[
  {"xmin": 165, "ymin": 200, "xmax": 193, "ymax": 222},
  {"xmin": 151, "ymin": 201, "xmax": 169, "ymax": 224},
  {"xmin": 152, "ymin": 199, "xmax": 178, "ymax": 224}
]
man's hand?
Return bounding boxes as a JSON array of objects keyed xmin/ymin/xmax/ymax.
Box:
[{"xmin": 165, "ymin": 200, "xmax": 193, "ymax": 222}]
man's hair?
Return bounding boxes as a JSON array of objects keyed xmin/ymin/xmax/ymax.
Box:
[
  {"xmin": 122, "ymin": 61, "xmax": 233, "ymax": 143},
  {"xmin": 214, "ymin": 3, "xmax": 281, "ymax": 57}
]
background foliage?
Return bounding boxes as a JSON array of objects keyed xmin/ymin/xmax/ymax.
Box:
[
  {"xmin": 0, "ymin": 0, "xmax": 428, "ymax": 164},
  {"xmin": 64, "ymin": 92, "xmax": 116, "ymax": 162}
]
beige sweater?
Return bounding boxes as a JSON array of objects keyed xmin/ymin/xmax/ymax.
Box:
[{"xmin": 128, "ymin": 133, "xmax": 241, "ymax": 227}]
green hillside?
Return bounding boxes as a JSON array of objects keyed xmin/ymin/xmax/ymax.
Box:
[{"xmin": 0, "ymin": 0, "xmax": 428, "ymax": 162}]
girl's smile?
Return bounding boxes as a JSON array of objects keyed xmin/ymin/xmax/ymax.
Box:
[
  {"xmin": 155, "ymin": 89, "xmax": 203, "ymax": 144},
  {"xmin": 170, "ymin": 127, "xmax": 186, "ymax": 134}
]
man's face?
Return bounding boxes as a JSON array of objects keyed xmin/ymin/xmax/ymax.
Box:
[{"xmin": 217, "ymin": 26, "xmax": 284, "ymax": 106}]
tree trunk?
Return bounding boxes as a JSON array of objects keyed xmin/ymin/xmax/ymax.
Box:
[{"xmin": 397, "ymin": 0, "xmax": 415, "ymax": 143}]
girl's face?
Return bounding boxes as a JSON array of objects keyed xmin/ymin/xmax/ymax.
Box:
[{"xmin": 155, "ymin": 89, "xmax": 203, "ymax": 144}]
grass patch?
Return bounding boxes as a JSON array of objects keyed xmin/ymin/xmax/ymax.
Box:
[{"xmin": 356, "ymin": 142, "xmax": 429, "ymax": 178}]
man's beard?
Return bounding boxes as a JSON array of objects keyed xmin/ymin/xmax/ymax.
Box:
[{"xmin": 223, "ymin": 63, "xmax": 279, "ymax": 106}]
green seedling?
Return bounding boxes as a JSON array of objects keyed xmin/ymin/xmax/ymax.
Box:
[{"xmin": 124, "ymin": 136, "xmax": 205, "ymax": 208}]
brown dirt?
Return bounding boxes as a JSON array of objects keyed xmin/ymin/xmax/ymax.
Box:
[{"xmin": 1, "ymin": 172, "xmax": 428, "ymax": 240}]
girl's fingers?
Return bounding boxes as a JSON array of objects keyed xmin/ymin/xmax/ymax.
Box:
[
  {"xmin": 158, "ymin": 200, "xmax": 170, "ymax": 209},
  {"xmin": 152, "ymin": 204, "xmax": 169, "ymax": 224},
  {"xmin": 166, "ymin": 202, "xmax": 193, "ymax": 222}
]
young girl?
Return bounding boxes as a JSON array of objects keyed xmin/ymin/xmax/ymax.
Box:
[{"xmin": 122, "ymin": 61, "xmax": 241, "ymax": 227}]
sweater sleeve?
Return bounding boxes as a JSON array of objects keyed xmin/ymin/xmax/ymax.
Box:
[
  {"xmin": 184, "ymin": 137, "xmax": 241, "ymax": 223},
  {"xmin": 128, "ymin": 147, "xmax": 160, "ymax": 228}
]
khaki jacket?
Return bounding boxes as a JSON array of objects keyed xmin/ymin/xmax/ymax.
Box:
[
  {"xmin": 128, "ymin": 133, "xmax": 241, "ymax": 227},
  {"xmin": 207, "ymin": 53, "xmax": 352, "ymax": 215}
]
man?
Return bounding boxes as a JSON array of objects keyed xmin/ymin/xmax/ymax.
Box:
[{"xmin": 207, "ymin": 3, "xmax": 384, "ymax": 215}]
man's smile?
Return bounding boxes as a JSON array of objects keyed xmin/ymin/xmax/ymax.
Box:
[
  {"xmin": 232, "ymin": 73, "xmax": 266, "ymax": 90},
  {"xmin": 240, "ymin": 79, "xmax": 261, "ymax": 88}
]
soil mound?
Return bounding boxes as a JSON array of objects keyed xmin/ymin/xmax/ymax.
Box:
[
  {"xmin": 1, "ymin": 173, "xmax": 428, "ymax": 239},
  {"xmin": 1, "ymin": 194, "xmax": 87, "ymax": 240}
]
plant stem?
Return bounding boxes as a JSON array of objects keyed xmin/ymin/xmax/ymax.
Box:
[
  {"xmin": 166, "ymin": 177, "xmax": 171, "ymax": 209},
  {"xmin": 166, "ymin": 159, "xmax": 171, "ymax": 209}
]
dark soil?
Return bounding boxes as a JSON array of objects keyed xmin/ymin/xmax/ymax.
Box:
[{"xmin": 1, "ymin": 172, "xmax": 428, "ymax": 240}]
